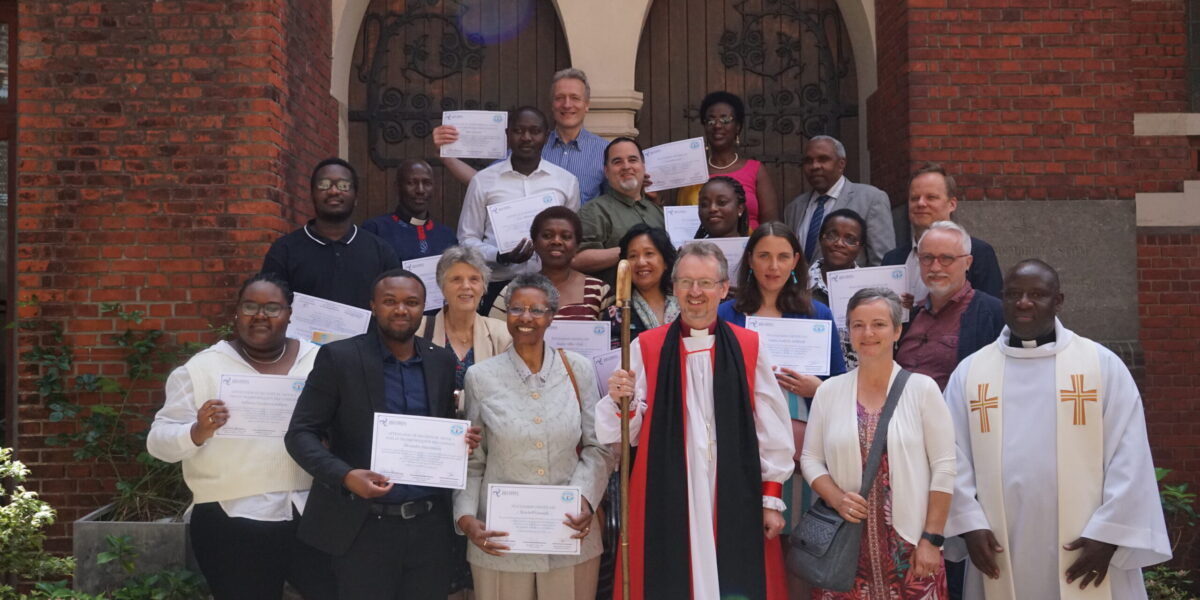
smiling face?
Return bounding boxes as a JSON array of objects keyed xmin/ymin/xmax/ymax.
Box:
[
  {"xmin": 396, "ymin": 161, "xmax": 434, "ymax": 217},
  {"xmin": 908, "ymin": 172, "xmax": 958, "ymax": 232},
  {"xmin": 551, "ymin": 77, "xmax": 589, "ymax": 131},
  {"xmin": 802, "ymin": 139, "xmax": 846, "ymax": 194},
  {"xmin": 604, "ymin": 140, "xmax": 645, "ymax": 197},
  {"xmin": 311, "ymin": 164, "xmax": 357, "ymax": 221},
  {"xmin": 703, "ymin": 102, "xmax": 741, "ymax": 151},
  {"xmin": 533, "ymin": 217, "xmax": 578, "ymax": 269},
  {"xmin": 698, "ymin": 180, "xmax": 743, "ymax": 237},
  {"xmin": 505, "ymin": 287, "xmax": 554, "ymax": 347},
  {"xmin": 1002, "ymin": 262, "xmax": 1063, "ymax": 341},
  {"xmin": 440, "ymin": 261, "xmax": 485, "ymax": 314},
  {"xmin": 749, "ymin": 235, "xmax": 800, "ymax": 295},
  {"xmin": 235, "ymin": 281, "xmax": 291, "ymax": 351},
  {"xmin": 371, "ymin": 276, "xmax": 425, "ymax": 343},
  {"xmin": 847, "ymin": 298, "xmax": 901, "ymax": 360},
  {"xmin": 507, "ymin": 110, "xmax": 549, "ymax": 163},
  {"xmin": 918, "ymin": 228, "xmax": 972, "ymax": 300},
  {"xmin": 673, "ymin": 253, "xmax": 729, "ymax": 329},
  {"xmin": 819, "ymin": 215, "xmax": 864, "ymax": 270},
  {"xmin": 625, "ymin": 234, "xmax": 668, "ymax": 294}
]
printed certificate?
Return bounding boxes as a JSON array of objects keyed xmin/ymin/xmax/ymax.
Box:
[
  {"xmin": 544, "ymin": 321, "xmax": 611, "ymax": 357},
  {"xmin": 744, "ymin": 316, "xmax": 833, "ymax": 376},
  {"xmin": 644, "ymin": 137, "xmax": 709, "ymax": 192},
  {"xmin": 402, "ymin": 254, "xmax": 445, "ymax": 312},
  {"xmin": 215, "ymin": 374, "xmax": 306, "ymax": 438},
  {"xmin": 439, "ymin": 111, "xmax": 508, "ymax": 159},
  {"xmin": 486, "ymin": 483, "xmax": 582, "ymax": 555},
  {"xmin": 287, "ymin": 293, "xmax": 371, "ymax": 343},
  {"xmin": 486, "ymin": 193, "xmax": 563, "ymax": 253},
  {"xmin": 826, "ymin": 265, "xmax": 908, "ymax": 328},
  {"xmin": 370, "ymin": 413, "xmax": 471, "ymax": 490}
]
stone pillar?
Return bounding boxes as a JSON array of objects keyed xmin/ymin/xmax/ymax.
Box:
[{"xmin": 551, "ymin": 0, "xmax": 652, "ymax": 139}]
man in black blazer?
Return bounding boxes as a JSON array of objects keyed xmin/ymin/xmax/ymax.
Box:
[
  {"xmin": 286, "ymin": 268, "xmax": 463, "ymax": 599},
  {"xmin": 784, "ymin": 135, "xmax": 896, "ymax": 265},
  {"xmin": 882, "ymin": 163, "xmax": 1003, "ymax": 304}
]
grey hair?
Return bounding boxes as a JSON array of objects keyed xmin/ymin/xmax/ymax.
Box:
[
  {"xmin": 504, "ymin": 273, "xmax": 560, "ymax": 313},
  {"xmin": 808, "ymin": 135, "xmax": 846, "ymax": 159},
  {"xmin": 435, "ymin": 245, "xmax": 491, "ymax": 289},
  {"xmin": 551, "ymin": 68, "xmax": 590, "ymax": 101},
  {"xmin": 676, "ymin": 240, "xmax": 729, "ymax": 282},
  {"xmin": 847, "ymin": 287, "xmax": 903, "ymax": 328},
  {"xmin": 917, "ymin": 220, "xmax": 972, "ymax": 255}
]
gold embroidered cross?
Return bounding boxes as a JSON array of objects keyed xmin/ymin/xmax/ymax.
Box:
[
  {"xmin": 1059, "ymin": 374, "xmax": 1098, "ymax": 426},
  {"xmin": 970, "ymin": 384, "xmax": 998, "ymax": 434}
]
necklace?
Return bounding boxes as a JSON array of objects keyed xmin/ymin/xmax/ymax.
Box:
[
  {"xmin": 237, "ymin": 340, "xmax": 288, "ymax": 365},
  {"xmin": 708, "ymin": 152, "xmax": 739, "ymax": 170}
]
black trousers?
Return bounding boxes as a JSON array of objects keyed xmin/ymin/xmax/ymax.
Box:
[
  {"xmin": 190, "ymin": 502, "xmax": 337, "ymax": 600},
  {"xmin": 480, "ymin": 279, "xmax": 511, "ymax": 317},
  {"xmin": 331, "ymin": 497, "xmax": 453, "ymax": 600}
]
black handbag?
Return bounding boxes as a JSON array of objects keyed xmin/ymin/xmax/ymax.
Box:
[{"xmin": 786, "ymin": 369, "xmax": 912, "ymax": 591}]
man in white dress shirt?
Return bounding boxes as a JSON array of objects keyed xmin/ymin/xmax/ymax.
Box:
[
  {"xmin": 598, "ymin": 241, "xmax": 794, "ymax": 600},
  {"xmin": 943, "ymin": 259, "xmax": 1170, "ymax": 600},
  {"xmin": 456, "ymin": 106, "xmax": 581, "ymax": 311}
]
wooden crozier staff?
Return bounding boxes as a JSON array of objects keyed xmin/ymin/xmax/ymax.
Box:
[{"xmin": 614, "ymin": 259, "xmax": 633, "ymax": 600}]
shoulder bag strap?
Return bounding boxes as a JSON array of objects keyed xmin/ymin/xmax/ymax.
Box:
[
  {"xmin": 858, "ymin": 369, "xmax": 912, "ymax": 494},
  {"xmin": 558, "ymin": 348, "xmax": 582, "ymax": 411}
]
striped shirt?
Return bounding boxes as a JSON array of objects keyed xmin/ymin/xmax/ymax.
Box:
[{"xmin": 543, "ymin": 128, "xmax": 607, "ymax": 204}]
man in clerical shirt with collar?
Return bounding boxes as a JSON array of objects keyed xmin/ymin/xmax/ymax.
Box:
[
  {"xmin": 784, "ymin": 135, "xmax": 895, "ymax": 265},
  {"xmin": 896, "ymin": 220, "xmax": 1004, "ymax": 391},
  {"xmin": 595, "ymin": 241, "xmax": 794, "ymax": 599},
  {"xmin": 457, "ymin": 106, "xmax": 581, "ymax": 311},
  {"xmin": 362, "ymin": 158, "xmax": 457, "ymax": 263},
  {"xmin": 286, "ymin": 269, "xmax": 477, "ymax": 599},
  {"xmin": 574, "ymin": 136, "xmax": 665, "ymax": 284},
  {"xmin": 883, "ymin": 163, "xmax": 1003, "ymax": 304},
  {"xmin": 942, "ymin": 259, "xmax": 1170, "ymax": 600},
  {"xmin": 434, "ymin": 68, "xmax": 607, "ymax": 204},
  {"xmin": 261, "ymin": 158, "xmax": 400, "ymax": 310}
]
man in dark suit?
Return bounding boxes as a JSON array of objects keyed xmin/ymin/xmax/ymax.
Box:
[
  {"xmin": 784, "ymin": 135, "xmax": 895, "ymax": 265},
  {"xmin": 882, "ymin": 163, "xmax": 1003, "ymax": 304},
  {"xmin": 286, "ymin": 268, "xmax": 463, "ymax": 599}
]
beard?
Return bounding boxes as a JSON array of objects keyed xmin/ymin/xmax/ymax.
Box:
[{"xmin": 616, "ymin": 176, "xmax": 641, "ymax": 194}]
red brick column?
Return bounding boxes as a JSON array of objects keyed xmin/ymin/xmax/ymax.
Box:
[{"xmin": 15, "ymin": 0, "xmax": 336, "ymax": 549}]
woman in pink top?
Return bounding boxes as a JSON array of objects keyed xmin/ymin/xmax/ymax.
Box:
[{"xmin": 676, "ymin": 91, "xmax": 779, "ymax": 229}]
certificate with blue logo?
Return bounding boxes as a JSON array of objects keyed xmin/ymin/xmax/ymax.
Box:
[
  {"xmin": 826, "ymin": 265, "xmax": 909, "ymax": 328},
  {"xmin": 370, "ymin": 413, "xmax": 470, "ymax": 490},
  {"xmin": 544, "ymin": 321, "xmax": 611, "ymax": 357},
  {"xmin": 439, "ymin": 110, "xmax": 508, "ymax": 159},
  {"xmin": 216, "ymin": 374, "xmax": 307, "ymax": 439},
  {"xmin": 486, "ymin": 484, "xmax": 582, "ymax": 555},
  {"xmin": 744, "ymin": 316, "xmax": 833, "ymax": 376},
  {"xmin": 644, "ymin": 137, "xmax": 709, "ymax": 192}
]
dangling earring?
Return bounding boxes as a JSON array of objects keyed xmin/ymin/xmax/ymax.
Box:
[
  {"xmin": 790, "ymin": 271, "xmax": 799, "ymax": 284},
  {"xmin": 749, "ymin": 267, "xmax": 754, "ymax": 275},
  {"xmin": 736, "ymin": 135, "xmax": 741, "ymax": 146}
]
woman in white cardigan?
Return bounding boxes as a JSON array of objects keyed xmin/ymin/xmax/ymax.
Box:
[
  {"xmin": 800, "ymin": 288, "xmax": 956, "ymax": 598},
  {"xmin": 147, "ymin": 274, "xmax": 334, "ymax": 600}
]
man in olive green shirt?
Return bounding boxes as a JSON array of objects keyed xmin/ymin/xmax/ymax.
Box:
[{"xmin": 574, "ymin": 137, "xmax": 665, "ymax": 285}]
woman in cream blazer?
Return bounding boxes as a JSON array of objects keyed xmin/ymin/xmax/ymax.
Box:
[{"xmin": 800, "ymin": 287, "xmax": 956, "ymax": 598}]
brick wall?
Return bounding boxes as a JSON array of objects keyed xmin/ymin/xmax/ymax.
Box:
[
  {"xmin": 866, "ymin": 0, "xmax": 909, "ymax": 205},
  {"xmin": 15, "ymin": 0, "xmax": 335, "ymax": 549}
]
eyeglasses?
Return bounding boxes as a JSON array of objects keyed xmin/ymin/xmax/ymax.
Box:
[
  {"xmin": 673, "ymin": 278, "xmax": 726, "ymax": 291},
  {"xmin": 314, "ymin": 178, "xmax": 353, "ymax": 192},
  {"xmin": 917, "ymin": 253, "xmax": 970, "ymax": 267},
  {"xmin": 506, "ymin": 305, "xmax": 551, "ymax": 318},
  {"xmin": 239, "ymin": 301, "xmax": 287, "ymax": 318},
  {"xmin": 703, "ymin": 116, "xmax": 735, "ymax": 128},
  {"xmin": 821, "ymin": 231, "xmax": 861, "ymax": 247}
]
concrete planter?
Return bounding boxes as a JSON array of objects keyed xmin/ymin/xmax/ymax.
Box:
[{"xmin": 72, "ymin": 503, "xmax": 197, "ymax": 594}]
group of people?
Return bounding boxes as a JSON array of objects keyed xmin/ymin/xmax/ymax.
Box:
[{"xmin": 146, "ymin": 67, "xmax": 1172, "ymax": 600}]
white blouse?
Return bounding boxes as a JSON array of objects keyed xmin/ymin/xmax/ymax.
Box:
[{"xmin": 800, "ymin": 363, "xmax": 956, "ymax": 546}]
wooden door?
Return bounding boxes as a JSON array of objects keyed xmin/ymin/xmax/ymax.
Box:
[
  {"xmin": 634, "ymin": 0, "xmax": 860, "ymax": 207},
  {"xmin": 348, "ymin": 0, "xmax": 571, "ymax": 228}
]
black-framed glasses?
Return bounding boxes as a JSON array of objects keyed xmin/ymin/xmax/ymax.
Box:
[
  {"xmin": 673, "ymin": 278, "xmax": 725, "ymax": 291},
  {"xmin": 506, "ymin": 305, "xmax": 551, "ymax": 318},
  {"xmin": 821, "ymin": 231, "xmax": 862, "ymax": 247},
  {"xmin": 703, "ymin": 116, "xmax": 735, "ymax": 128},
  {"xmin": 314, "ymin": 178, "xmax": 353, "ymax": 192},
  {"xmin": 239, "ymin": 301, "xmax": 287, "ymax": 318},
  {"xmin": 917, "ymin": 253, "xmax": 969, "ymax": 267}
]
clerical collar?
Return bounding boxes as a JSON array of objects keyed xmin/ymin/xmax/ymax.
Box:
[
  {"xmin": 1008, "ymin": 330, "xmax": 1056, "ymax": 348},
  {"xmin": 392, "ymin": 206, "xmax": 429, "ymax": 226},
  {"xmin": 681, "ymin": 322, "xmax": 716, "ymax": 338}
]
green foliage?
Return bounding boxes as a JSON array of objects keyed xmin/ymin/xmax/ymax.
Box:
[
  {"xmin": 1157, "ymin": 468, "xmax": 1198, "ymax": 528},
  {"xmin": 1144, "ymin": 566, "xmax": 1196, "ymax": 600},
  {"xmin": 95, "ymin": 537, "xmax": 136, "ymax": 576},
  {"xmin": 0, "ymin": 449, "xmax": 76, "ymax": 599},
  {"xmin": 20, "ymin": 536, "xmax": 208, "ymax": 600},
  {"xmin": 14, "ymin": 300, "xmax": 224, "ymax": 522}
]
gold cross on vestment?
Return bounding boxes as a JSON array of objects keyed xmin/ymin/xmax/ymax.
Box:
[
  {"xmin": 1059, "ymin": 374, "xmax": 1098, "ymax": 426},
  {"xmin": 970, "ymin": 384, "xmax": 999, "ymax": 434}
]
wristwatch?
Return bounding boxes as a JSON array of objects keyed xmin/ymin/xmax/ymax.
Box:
[{"xmin": 921, "ymin": 531, "xmax": 945, "ymax": 547}]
